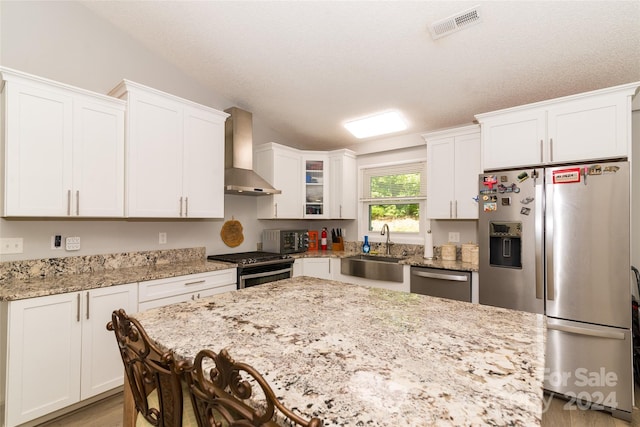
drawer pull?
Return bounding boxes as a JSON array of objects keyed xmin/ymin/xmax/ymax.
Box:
[{"xmin": 185, "ymin": 279, "xmax": 206, "ymax": 286}]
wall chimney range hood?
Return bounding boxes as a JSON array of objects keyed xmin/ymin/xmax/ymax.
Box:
[{"xmin": 224, "ymin": 107, "xmax": 281, "ymax": 196}]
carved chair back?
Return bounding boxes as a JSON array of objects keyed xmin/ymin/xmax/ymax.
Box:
[
  {"xmin": 175, "ymin": 348, "xmax": 323, "ymax": 427},
  {"xmin": 107, "ymin": 309, "xmax": 184, "ymax": 427}
]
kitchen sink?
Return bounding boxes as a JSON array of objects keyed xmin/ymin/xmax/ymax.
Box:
[{"xmin": 341, "ymin": 254, "xmax": 404, "ymax": 282}]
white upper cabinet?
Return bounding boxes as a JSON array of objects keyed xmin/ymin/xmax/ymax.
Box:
[
  {"xmin": 476, "ymin": 82, "xmax": 639, "ymax": 170},
  {"xmin": 423, "ymin": 125, "xmax": 480, "ymax": 219},
  {"xmin": 1, "ymin": 67, "xmax": 125, "ymax": 217},
  {"xmin": 73, "ymin": 97, "xmax": 125, "ymax": 217},
  {"xmin": 302, "ymin": 153, "xmax": 329, "ymax": 219},
  {"xmin": 109, "ymin": 80, "xmax": 228, "ymax": 218},
  {"xmin": 255, "ymin": 143, "xmax": 356, "ymax": 220},
  {"xmin": 182, "ymin": 106, "xmax": 226, "ymax": 218},
  {"xmin": 329, "ymin": 149, "xmax": 357, "ymax": 219},
  {"xmin": 255, "ymin": 143, "xmax": 303, "ymax": 219}
]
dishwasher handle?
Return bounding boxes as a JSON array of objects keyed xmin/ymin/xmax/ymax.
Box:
[{"xmin": 411, "ymin": 270, "xmax": 468, "ymax": 282}]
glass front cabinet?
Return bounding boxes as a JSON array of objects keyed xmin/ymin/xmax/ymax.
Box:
[{"xmin": 303, "ymin": 154, "xmax": 328, "ymax": 219}]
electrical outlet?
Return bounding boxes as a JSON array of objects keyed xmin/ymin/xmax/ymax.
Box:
[
  {"xmin": 0, "ymin": 238, "xmax": 24, "ymax": 254},
  {"xmin": 51, "ymin": 235, "xmax": 62, "ymax": 249},
  {"xmin": 448, "ymin": 232, "xmax": 460, "ymax": 243},
  {"xmin": 65, "ymin": 236, "xmax": 81, "ymax": 251},
  {"xmin": 159, "ymin": 232, "xmax": 167, "ymax": 244}
]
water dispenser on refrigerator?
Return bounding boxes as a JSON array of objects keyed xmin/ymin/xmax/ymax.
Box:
[{"xmin": 489, "ymin": 221, "xmax": 522, "ymax": 269}]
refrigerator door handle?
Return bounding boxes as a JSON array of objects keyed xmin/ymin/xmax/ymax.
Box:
[
  {"xmin": 535, "ymin": 174, "xmax": 544, "ymax": 300},
  {"xmin": 547, "ymin": 320, "xmax": 626, "ymax": 340},
  {"xmin": 545, "ymin": 176, "xmax": 555, "ymax": 301}
]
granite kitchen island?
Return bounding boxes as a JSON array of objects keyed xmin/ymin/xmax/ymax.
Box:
[{"xmin": 133, "ymin": 276, "xmax": 546, "ymax": 426}]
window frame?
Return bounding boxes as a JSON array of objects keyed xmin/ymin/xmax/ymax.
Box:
[{"xmin": 358, "ymin": 159, "xmax": 427, "ymax": 245}]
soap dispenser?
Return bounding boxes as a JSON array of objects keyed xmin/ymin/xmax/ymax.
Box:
[{"xmin": 362, "ymin": 236, "xmax": 370, "ymax": 254}]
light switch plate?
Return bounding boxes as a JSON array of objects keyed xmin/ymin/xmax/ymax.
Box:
[
  {"xmin": 0, "ymin": 238, "xmax": 24, "ymax": 254},
  {"xmin": 448, "ymin": 232, "xmax": 460, "ymax": 243},
  {"xmin": 66, "ymin": 236, "xmax": 81, "ymax": 251}
]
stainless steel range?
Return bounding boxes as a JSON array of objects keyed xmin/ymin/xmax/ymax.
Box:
[{"xmin": 207, "ymin": 251, "xmax": 294, "ymax": 289}]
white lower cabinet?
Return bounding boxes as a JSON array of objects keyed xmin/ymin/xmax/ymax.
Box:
[
  {"xmin": 138, "ymin": 269, "xmax": 237, "ymax": 311},
  {"xmin": 300, "ymin": 258, "xmax": 332, "ymax": 279},
  {"xmin": 293, "ymin": 259, "xmax": 303, "ymax": 277},
  {"xmin": 3, "ymin": 283, "xmax": 137, "ymax": 427}
]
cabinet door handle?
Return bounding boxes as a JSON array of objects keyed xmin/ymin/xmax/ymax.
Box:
[
  {"xmin": 76, "ymin": 191, "xmax": 80, "ymax": 216},
  {"xmin": 549, "ymin": 138, "xmax": 554, "ymax": 162},
  {"xmin": 185, "ymin": 197, "xmax": 189, "ymax": 217},
  {"xmin": 340, "ymin": 205, "xmax": 342, "ymax": 218},
  {"xmin": 67, "ymin": 190, "xmax": 71, "ymax": 216},
  {"xmin": 185, "ymin": 279, "xmax": 206, "ymax": 286},
  {"xmin": 540, "ymin": 140, "xmax": 544, "ymax": 163},
  {"xmin": 275, "ymin": 203, "xmax": 278, "ymax": 218},
  {"xmin": 86, "ymin": 291, "xmax": 90, "ymax": 319},
  {"xmin": 449, "ymin": 201, "xmax": 452, "ymax": 218},
  {"xmin": 179, "ymin": 197, "xmax": 183, "ymax": 217},
  {"xmin": 454, "ymin": 200, "xmax": 458, "ymax": 218},
  {"xmin": 191, "ymin": 294, "xmax": 195, "ymax": 300},
  {"xmin": 76, "ymin": 293, "xmax": 81, "ymax": 322}
]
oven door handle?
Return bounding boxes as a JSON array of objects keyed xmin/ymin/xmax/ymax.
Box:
[
  {"xmin": 245, "ymin": 258, "xmax": 295, "ymax": 268},
  {"xmin": 241, "ymin": 267, "xmax": 292, "ymax": 281}
]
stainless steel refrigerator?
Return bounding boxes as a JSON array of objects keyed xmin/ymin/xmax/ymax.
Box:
[{"xmin": 478, "ymin": 160, "xmax": 632, "ymax": 420}]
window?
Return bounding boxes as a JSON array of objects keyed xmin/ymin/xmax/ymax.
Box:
[{"xmin": 360, "ymin": 162, "xmax": 426, "ymax": 239}]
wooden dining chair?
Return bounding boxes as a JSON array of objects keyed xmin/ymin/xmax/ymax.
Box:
[
  {"xmin": 175, "ymin": 348, "xmax": 323, "ymax": 427},
  {"xmin": 107, "ymin": 309, "xmax": 194, "ymax": 427}
]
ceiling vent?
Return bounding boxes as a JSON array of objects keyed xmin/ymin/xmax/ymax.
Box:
[{"xmin": 428, "ymin": 5, "xmax": 482, "ymax": 40}]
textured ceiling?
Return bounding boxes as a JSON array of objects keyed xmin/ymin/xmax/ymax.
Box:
[{"xmin": 81, "ymin": 1, "xmax": 640, "ymax": 151}]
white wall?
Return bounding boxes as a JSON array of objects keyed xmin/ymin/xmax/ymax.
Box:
[{"xmin": 0, "ymin": 1, "xmax": 307, "ymax": 261}]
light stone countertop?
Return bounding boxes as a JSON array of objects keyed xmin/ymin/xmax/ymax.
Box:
[
  {"xmin": 134, "ymin": 276, "xmax": 546, "ymax": 426},
  {"xmin": 0, "ymin": 260, "xmax": 234, "ymax": 301}
]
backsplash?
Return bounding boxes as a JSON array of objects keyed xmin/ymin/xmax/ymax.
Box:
[
  {"xmin": 343, "ymin": 241, "xmax": 457, "ymax": 260},
  {"xmin": 0, "ymin": 247, "xmax": 206, "ymax": 281}
]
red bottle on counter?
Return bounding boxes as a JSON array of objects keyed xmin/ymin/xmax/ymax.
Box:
[{"xmin": 321, "ymin": 227, "xmax": 327, "ymax": 250}]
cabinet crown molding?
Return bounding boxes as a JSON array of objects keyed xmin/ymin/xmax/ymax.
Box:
[
  {"xmin": 0, "ymin": 66, "xmax": 125, "ymax": 107},
  {"xmin": 421, "ymin": 124, "xmax": 480, "ymax": 142},
  {"xmin": 475, "ymin": 81, "xmax": 640, "ymax": 122},
  {"xmin": 108, "ymin": 79, "xmax": 229, "ymax": 119}
]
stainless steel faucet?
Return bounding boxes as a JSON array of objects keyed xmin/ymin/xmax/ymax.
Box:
[{"xmin": 380, "ymin": 224, "xmax": 392, "ymax": 255}]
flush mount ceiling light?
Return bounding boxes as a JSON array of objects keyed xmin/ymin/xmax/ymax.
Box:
[{"xmin": 344, "ymin": 110, "xmax": 408, "ymax": 139}]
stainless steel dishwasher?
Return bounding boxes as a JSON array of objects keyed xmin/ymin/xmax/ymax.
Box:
[{"xmin": 410, "ymin": 266, "xmax": 471, "ymax": 302}]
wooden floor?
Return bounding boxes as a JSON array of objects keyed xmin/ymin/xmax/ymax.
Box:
[{"xmin": 37, "ymin": 390, "xmax": 640, "ymax": 427}]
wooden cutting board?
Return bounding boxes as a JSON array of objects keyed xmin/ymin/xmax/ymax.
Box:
[{"xmin": 220, "ymin": 219, "xmax": 244, "ymax": 247}]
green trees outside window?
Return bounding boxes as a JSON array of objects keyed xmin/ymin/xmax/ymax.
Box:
[{"xmin": 368, "ymin": 172, "xmax": 420, "ymax": 233}]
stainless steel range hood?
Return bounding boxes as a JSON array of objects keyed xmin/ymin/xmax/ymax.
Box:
[{"xmin": 224, "ymin": 107, "xmax": 281, "ymax": 196}]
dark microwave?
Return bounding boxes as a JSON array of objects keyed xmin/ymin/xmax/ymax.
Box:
[{"xmin": 262, "ymin": 229, "xmax": 309, "ymax": 254}]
